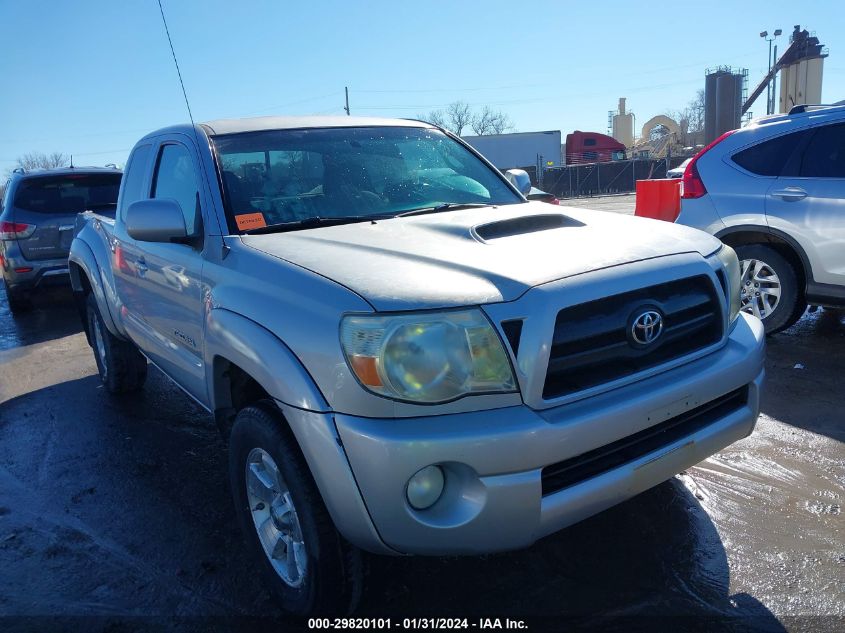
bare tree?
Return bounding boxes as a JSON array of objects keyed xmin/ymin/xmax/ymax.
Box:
[
  {"xmin": 472, "ymin": 107, "xmax": 513, "ymax": 135},
  {"xmin": 445, "ymin": 101, "xmax": 472, "ymax": 135},
  {"xmin": 15, "ymin": 151, "xmax": 70, "ymax": 171},
  {"xmin": 489, "ymin": 110, "xmax": 512, "ymax": 135},
  {"xmin": 471, "ymin": 106, "xmax": 514, "ymax": 135},
  {"xmin": 422, "ymin": 102, "xmax": 514, "ymax": 135},
  {"xmin": 667, "ymin": 90, "xmax": 706, "ymax": 148},
  {"xmin": 688, "ymin": 89, "xmax": 705, "ymax": 135},
  {"xmin": 417, "ymin": 110, "xmax": 447, "ymax": 128},
  {"xmin": 680, "ymin": 90, "xmax": 705, "ymax": 146},
  {"xmin": 2, "ymin": 152, "xmax": 71, "ymax": 203},
  {"xmin": 471, "ymin": 107, "xmax": 495, "ymax": 135}
]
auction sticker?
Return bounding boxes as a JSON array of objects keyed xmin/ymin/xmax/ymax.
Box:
[{"xmin": 235, "ymin": 212, "xmax": 267, "ymax": 230}]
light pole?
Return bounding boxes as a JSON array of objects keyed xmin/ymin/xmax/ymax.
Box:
[{"xmin": 760, "ymin": 29, "xmax": 783, "ymax": 114}]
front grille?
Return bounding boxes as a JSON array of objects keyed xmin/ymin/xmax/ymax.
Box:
[
  {"xmin": 541, "ymin": 386, "xmax": 748, "ymax": 495},
  {"xmin": 543, "ymin": 275, "xmax": 722, "ymax": 399}
]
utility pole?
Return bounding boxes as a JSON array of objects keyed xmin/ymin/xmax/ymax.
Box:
[
  {"xmin": 771, "ymin": 43, "xmax": 779, "ymax": 114},
  {"xmin": 759, "ymin": 29, "xmax": 782, "ymax": 115},
  {"xmin": 765, "ymin": 33, "xmax": 772, "ymax": 114},
  {"xmin": 344, "ymin": 86, "xmax": 350, "ymax": 116}
]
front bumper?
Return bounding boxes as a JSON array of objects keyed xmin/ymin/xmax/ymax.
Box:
[{"xmin": 333, "ymin": 313, "xmax": 765, "ymax": 555}]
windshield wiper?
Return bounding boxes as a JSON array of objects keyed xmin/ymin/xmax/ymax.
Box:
[
  {"xmin": 242, "ymin": 215, "xmax": 384, "ymax": 235},
  {"xmin": 396, "ymin": 202, "xmax": 492, "ymax": 217}
]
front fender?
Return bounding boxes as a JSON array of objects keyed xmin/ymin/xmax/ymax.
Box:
[
  {"xmin": 69, "ymin": 237, "xmax": 122, "ymax": 338},
  {"xmin": 205, "ymin": 308, "xmax": 329, "ymax": 413},
  {"xmin": 204, "ymin": 309, "xmax": 395, "ymax": 554}
]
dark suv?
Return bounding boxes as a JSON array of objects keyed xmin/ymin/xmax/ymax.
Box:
[{"xmin": 1, "ymin": 167, "xmax": 122, "ymax": 313}]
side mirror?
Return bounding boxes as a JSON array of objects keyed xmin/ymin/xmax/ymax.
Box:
[
  {"xmin": 504, "ymin": 169, "xmax": 532, "ymax": 196},
  {"xmin": 125, "ymin": 199, "xmax": 187, "ymax": 243}
]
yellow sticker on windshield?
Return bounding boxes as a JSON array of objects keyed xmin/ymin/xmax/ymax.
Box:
[{"xmin": 235, "ymin": 213, "xmax": 267, "ymax": 230}]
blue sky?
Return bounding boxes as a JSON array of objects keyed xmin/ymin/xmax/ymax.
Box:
[{"xmin": 1, "ymin": 0, "xmax": 842, "ymax": 173}]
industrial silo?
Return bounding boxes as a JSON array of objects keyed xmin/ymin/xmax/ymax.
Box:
[
  {"xmin": 704, "ymin": 67, "xmax": 746, "ymax": 144},
  {"xmin": 611, "ymin": 98, "xmax": 635, "ymax": 148}
]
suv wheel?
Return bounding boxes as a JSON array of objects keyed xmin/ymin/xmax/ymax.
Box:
[
  {"xmin": 735, "ymin": 244, "xmax": 805, "ymax": 334},
  {"xmin": 4, "ymin": 280, "xmax": 31, "ymax": 314},
  {"xmin": 229, "ymin": 401, "xmax": 364, "ymax": 616},
  {"xmin": 86, "ymin": 294, "xmax": 148, "ymax": 393}
]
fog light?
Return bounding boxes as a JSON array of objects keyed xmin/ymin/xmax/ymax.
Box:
[{"xmin": 406, "ymin": 465, "xmax": 445, "ymax": 510}]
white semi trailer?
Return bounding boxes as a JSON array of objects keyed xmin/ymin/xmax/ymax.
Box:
[{"xmin": 462, "ymin": 130, "xmax": 563, "ymax": 171}]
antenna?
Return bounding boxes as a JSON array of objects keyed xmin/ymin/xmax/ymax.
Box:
[{"xmin": 157, "ymin": 0, "xmax": 195, "ymax": 126}]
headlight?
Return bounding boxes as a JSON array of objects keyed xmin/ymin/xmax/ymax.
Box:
[
  {"xmin": 340, "ymin": 309, "xmax": 516, "ymax": 403},
  {"xmin": 717, "ymin": 245, "xmax": 742, "ymax": 324}
]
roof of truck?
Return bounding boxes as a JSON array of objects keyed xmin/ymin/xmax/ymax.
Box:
[
  {"xmin": 10, "ymin": 166, "xmax": 122, "ymax": 180},
  {"xmin": 201, "ymin": 115, "xmax": 434, "ymax": 136}
]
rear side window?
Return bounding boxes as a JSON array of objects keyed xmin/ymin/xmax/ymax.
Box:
[
  {"xmin": 798, "ymin": 123, "xmax": 845, "ymax": 178},
  {"xmin": 732, "ymin": 130, "xmax": 808, "ymax": 176},
  {"xmin": 13, "ymin": 173, "xmax": 122, "ymax": 213},
  {"xmin": 119, "ymin": 144, "xmax": 152, "ymax": 217},
  {"xmin": 152, "ymin": 144, "xmax": 201, "ymax": 235}
]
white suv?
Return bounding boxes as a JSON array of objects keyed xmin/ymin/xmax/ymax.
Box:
[{"xmin": 675, "ymin": 104, "xmax": 845, "ymax": 333}]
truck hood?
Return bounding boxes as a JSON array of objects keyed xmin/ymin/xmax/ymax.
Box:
[{"xmin": 241, "ymin": 202, "xmax": 722, "ymax": 311}]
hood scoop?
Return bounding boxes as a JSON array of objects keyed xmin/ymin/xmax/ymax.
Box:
[{"xmin": 473, "ymin": 213, "xmax": 585, "ymax": 242}]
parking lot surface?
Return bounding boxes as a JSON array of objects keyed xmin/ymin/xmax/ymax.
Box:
[
  {"xmin": 559, "ymin": 193, "xmax": 637, "ymax": 215},
  {"xmin": 1, "ymin": 270, "xmax": 843, "ymax": 630}
]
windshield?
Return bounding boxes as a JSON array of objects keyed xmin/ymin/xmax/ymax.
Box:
[
  {"xmin": 13, "ymin": 173, "xmax": 122, "ymax": 214},
  {"xmin": 211, "ymin": 126, "xmax": 523, "ymax": 233}
]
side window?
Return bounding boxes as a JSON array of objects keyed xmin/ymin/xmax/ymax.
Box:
[
  {"xmin": 799, "ymin": 123, "xmax": 845, "ymax": 178},
  {"xmin": 152, "ymin": 144, "xmax": 201, "ymax": 235},
  {"xmin": 732, "ymin": 130, "xmax": 808, "ymax": 176},
  {"xmin": 118, "ymin": 144, "xmax": 152, "ymax": 219}
]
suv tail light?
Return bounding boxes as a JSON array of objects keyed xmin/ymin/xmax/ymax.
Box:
[
  {"xmin": 681, "ymin": 130, "xmax": 736, "ymax": 200},
  {"xmin": 0, "ymin": 221, "xmax": 36, "ymax": 240}
]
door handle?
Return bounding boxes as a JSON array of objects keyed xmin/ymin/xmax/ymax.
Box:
[
  {"xmin": 772, "ymin": 188, "xmax": 807, "ymax": 201},
  {"xmin": 137, "ymin": 258, "xmax": 149, "ymax": 276}
]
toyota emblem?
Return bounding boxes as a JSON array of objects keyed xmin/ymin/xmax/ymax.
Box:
[{"xmin": 630, "ymin": 310, "xmax": 664, "ymax": 346}]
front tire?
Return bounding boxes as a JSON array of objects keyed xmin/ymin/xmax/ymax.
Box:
[
  {"xmin": 735, "ymin": 244, "xmax": 805, "ymax": 334},
  {"xmin": 229, "ymin": 402, "xmax": 364, "ymax": 617},
  {"xmin": 86, "ymin": 294, "xmax": 147, "ymax": 393}
]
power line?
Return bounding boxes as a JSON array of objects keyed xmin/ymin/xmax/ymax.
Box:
[
  {"xmin": 354, "ymin": 78, "xmax": 704, "ymax": 112},
  {"xmin": 354, "ymin": 82, "xmax": 544, "ymax": 94},
  {"xmin": 0, "ymin": 127, "xmax": 155, "ymax": 145},
  {"xmin": 237, "ymin": 90, "xmax": 343, "ymax": 117}
]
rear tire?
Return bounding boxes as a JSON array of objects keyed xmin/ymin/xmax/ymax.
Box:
[
  {"xmin": 4, "ymin": 280, "xmax": 31, "ymax": 315},
  {"xmin": 229, "ymin": 401, "xmax": 364, "ymax": 617},
  {"xmin": 734, "ymin": 244, "xmax": 805, "ymax": 334},
  {"xmin": 86, "ymin": 293, "xmax": 147, "ymax": 393}
]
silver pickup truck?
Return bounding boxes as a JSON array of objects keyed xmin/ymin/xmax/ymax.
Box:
[{"xmin": 70, "ymin": 116, "xmax": 765, "ymax": 615}]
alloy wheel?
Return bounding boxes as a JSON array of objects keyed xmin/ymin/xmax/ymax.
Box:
[
  {"xmin": 245, "ymin": 447, "xmax": 307, "ymax": 588},
  {"xmin": 740, "ymin": 258, "xmax": 781, "ymax": 319}
]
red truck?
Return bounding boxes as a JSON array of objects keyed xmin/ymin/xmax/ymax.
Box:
[{"xmin": 565, "ymin": 131, "xmax": 626, "ymax": 164}]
